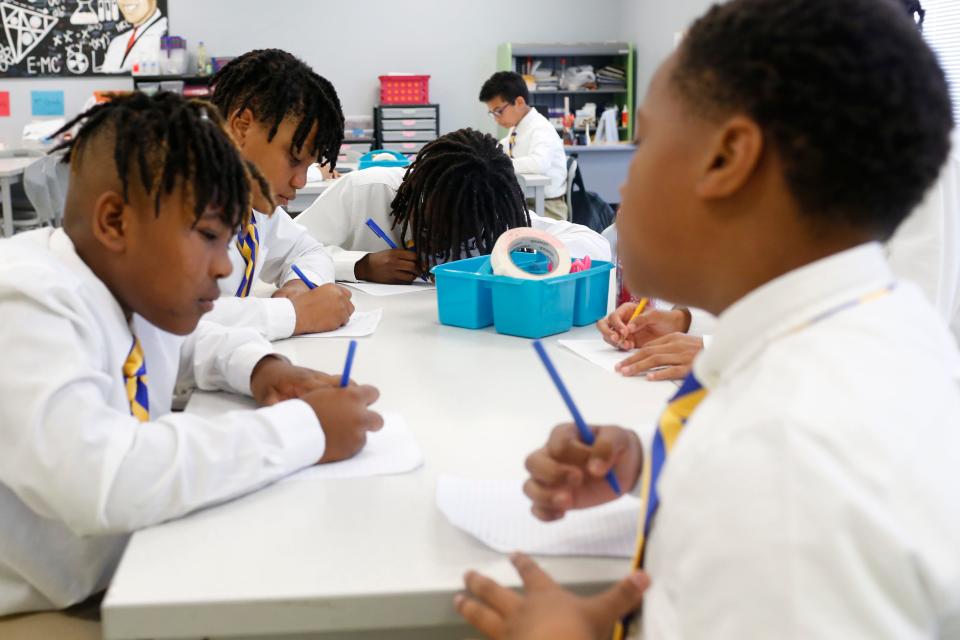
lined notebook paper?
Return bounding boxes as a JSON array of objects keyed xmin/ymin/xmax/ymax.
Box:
[
  {"xmin": 436, "ymin": 475, "xmax": 640, "ymax": 558},
  {"xmin": 559, "ymin": 339, "xmax": 628, "ymax": 373},
  {"xmin": 285, "ymin": 412, "xmax": 422, "ymax": 481}
]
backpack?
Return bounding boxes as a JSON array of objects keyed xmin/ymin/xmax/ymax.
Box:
[{"xmin": 570, "ymin": 164, "xmax": 615, "ymax": 233}]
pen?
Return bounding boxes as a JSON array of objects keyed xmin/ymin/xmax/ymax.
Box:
[
  {"xmin": 340, "ymin": 340, "xmax": 357, "ymax": 388},
  {"xmin": 532, "ymin": 340, "xmax": 622, "ymax": 496},
  {"xmin": 291, "ymin": 264, "xmax": 317, "ymax": 290},
  {"xmin": 365, "ymin": 218, "xmax": 399, "ymax": 250}
]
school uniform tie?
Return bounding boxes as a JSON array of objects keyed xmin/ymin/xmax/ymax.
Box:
[
  {"xmin": 508, "ymin": 128, "xmax": 518, "ymax": 158},
  {"xmin": 123, "ymin": 336, "xmax": 150, "ymax": 423},
  {"xmin": 124, "ymin": 27, "xmax": 139, "ymax": 57},
  {"xmin": 235, "ymin": 217, "xmax": 260, "ymax": 298},
  {"xmin": 613, "ymin": 373, "xmax": 708, "ymax": 640}
]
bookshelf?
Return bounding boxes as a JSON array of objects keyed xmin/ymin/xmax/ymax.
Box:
[{"xmin": 496, "ymin": 42, "xmax": 636, "ymax": 142}]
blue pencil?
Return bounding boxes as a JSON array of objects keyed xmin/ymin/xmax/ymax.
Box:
[
  {"xmin": 532, "ymin": 340, "xmax": 622, "ymax": 496},
  {"xmin": 340, "ymin": 340, "xmax": 358, "ymax": 388},
  {"xmin": 291, "ymin": 264, "xmax": 317, "ymax": 290},
  {"xmin": 366, "ymin": 218, "xmax": 399, "ymax": 249}
]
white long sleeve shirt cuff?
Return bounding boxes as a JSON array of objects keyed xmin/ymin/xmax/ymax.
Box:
[
  {"xmin": 206, "ymin": 296, "xmax": 297, "ymax": 342},
  {"xmin": 331, "ymin": 248, "xmax": 369, "ymax": 282},
  {"xmin": 686, "ymin": 307, "xmax": 717, "ymax": 337}
]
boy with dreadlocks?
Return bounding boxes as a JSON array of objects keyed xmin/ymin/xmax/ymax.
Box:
[
  {"xmin": 0, "ymin": 93, "xmax": 382, "ymax": 631},
  {"xmin": 296, "ymin": 128, "xmax": 610, "ymax": 284},
  {"xmin": 203, "ymin": 48, "xmax": 354, "ymax": 340}
]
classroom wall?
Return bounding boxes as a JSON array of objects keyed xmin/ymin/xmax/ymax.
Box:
[
  {"xmin": 166, "ymin": 0, "xmax": 624, "ymax": 135},
  {"xmin": 621, "ymin": 0, "xmax": 712, "ymax": 102},
  {"xmin": 0, "ymin": 77, "xmax": 134, "ymax": 148}
]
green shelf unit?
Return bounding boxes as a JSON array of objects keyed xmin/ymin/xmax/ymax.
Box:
[{"xmin": 496, "ymin": 42, "xmax": 636, "ymax": 142}]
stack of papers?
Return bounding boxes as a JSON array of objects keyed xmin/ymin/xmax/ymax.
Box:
[{"xmin": 597, "ymin": 65, "xmax": 626, "ymax": 89}]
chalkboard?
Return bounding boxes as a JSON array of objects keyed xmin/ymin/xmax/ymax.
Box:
[{"xmin": 1, "ymin": 0, "xmax": 169, "ymax": 77}]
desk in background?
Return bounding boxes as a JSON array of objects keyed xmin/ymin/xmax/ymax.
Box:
[
  {"xmin": 565, "ymin": 144, "xmax": 636, "ymax": 206},
  {"xmin": 102, "ymin": 286, "xmax": 674, "ymax": 640}
]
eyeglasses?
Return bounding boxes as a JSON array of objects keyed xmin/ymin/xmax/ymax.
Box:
[{"xmin": 487, "ymin": 103, "xmax": 512, "ymax": 119}]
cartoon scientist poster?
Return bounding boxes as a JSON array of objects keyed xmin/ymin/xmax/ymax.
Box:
[{"xmin": 0, "ymin": 0, "xmax": 169, "ymax": 77}]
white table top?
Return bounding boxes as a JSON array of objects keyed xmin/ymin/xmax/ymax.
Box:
[
  {"xmin": 103, "ymin": 273, "xmax": 673, "ymax": 640},
  {"xmin": 0, "ymin": 156, "xmax": 38, "ymax": 178}
]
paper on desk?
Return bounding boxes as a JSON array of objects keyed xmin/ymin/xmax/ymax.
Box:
[
  {"xmin": 558, "ymin": 339, "xmax": 627, "ymax": 374},
  {"xmin": 297, "ymin": 308, "xmax": 383, "ymax": 338},
  {"xmin": 343, "ymin": 281, "xmax": 436, "ymax": 297},
  {"xmin": 436, "ymin": 475, "xmax": 640, "ymax": 558},
  {"xmin": 286, "ymin": 412, "xmax": 422, "ymax": 481}
]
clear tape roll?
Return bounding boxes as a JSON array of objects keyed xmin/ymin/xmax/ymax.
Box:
[{"xmin": 490, "ymin": 228, "xmax": 571, "ymax": 280}]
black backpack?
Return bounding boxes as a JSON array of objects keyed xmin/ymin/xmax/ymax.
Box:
[{"xmin": 570, "ymin": 163, "xmax": 615, "ymax": 233}]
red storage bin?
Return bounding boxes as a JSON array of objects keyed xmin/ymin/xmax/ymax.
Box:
[{"xmin": 379, "ymin": 75, "xmax": 430, "ymax": 105}]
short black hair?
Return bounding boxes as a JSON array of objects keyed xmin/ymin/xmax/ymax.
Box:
[
  {"xmin": 53, "ymin": 92, "xmax": 267, "ymax": 230},
  {"xmin": 391, "ymin": 128, "xmax": 531, "ymax": 272},
  {"xmin": 672, "ymin": 0, "xmax": 953, "ymax": 239},
  {"xmin": 211, "ymin": 49, "xmax": 345, "ymax": 169},
  {"xmin": 479, "ymin": 71, "xmax": 530, "ymax": 104}
]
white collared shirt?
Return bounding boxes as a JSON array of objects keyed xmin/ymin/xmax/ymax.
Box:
[
  {"xmin": 639, "ymin": 244, "xmax": 960, "ymax": 639},
  {"xmin": 499, "ymin": 108, "xmax": 568, "ymax": 199},
  {"xmin": 0, "ymin": 228, "xmax": 325, "ymax": 616},
  {"xmin": 296, "ymin": 166, "xmax": 611, "ymax": 282},
  {"xmin": 205, "ymin": 207, "xmax": 336, "ymax": 341}
]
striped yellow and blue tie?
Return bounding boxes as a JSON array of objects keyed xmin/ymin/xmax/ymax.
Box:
[
  {"xmin": 235, "ymin": 218, "xmax": 260, "ymax": 298},
  {"xmin": 613, "ymin": 373, "xmax": 708, "ymax": 640},
  {"xmin": 123, "ymin": 337, "xmax": 149, "ymax": 422},
  {"xmin": 508, "ymin": 128, "xmax": 518, "ymax": 158}
]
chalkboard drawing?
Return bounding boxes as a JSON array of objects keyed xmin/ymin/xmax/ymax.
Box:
[
  {"xmin": 70, "ymin": 1, "xmax": 99, "ymax": 26},
  {"xmin": 0, "ymin": 2, "xmax": 58, "ymax": 64},
  {"xmin": 100, "ymin": 0, "xmax": 166, "ymax": 73},
  {"xmin": 98, "ymin": 1, "xmax": 120, "ymax": 23},
  {"xmin": 66, "ymin": 44, "xmax": 89, "ymax": 74}
]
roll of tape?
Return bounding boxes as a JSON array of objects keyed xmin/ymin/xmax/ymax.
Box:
[{"xmin": 490, "ymin": 228, "xmax": 571, "ymax": 280}]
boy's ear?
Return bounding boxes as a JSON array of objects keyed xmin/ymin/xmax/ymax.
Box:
[
  {"xmin": 228, "ymin": 108, "xmax": 255, "ymax": 147},
  {"xmin": 515, "ymin": 96, "xmax": 527, "ymax": 109},
  {"xmin": 90, "ymin": 191, "xmax": 130, "ymax": 253},
  {"xmin": 695, "ymin": 115, "xmax": 764, "ymax": 200}
]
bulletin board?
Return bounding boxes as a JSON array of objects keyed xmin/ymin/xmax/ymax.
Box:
[{"xmin": 1, "ymin": 0, "xmax": 169, "ymax": 77}]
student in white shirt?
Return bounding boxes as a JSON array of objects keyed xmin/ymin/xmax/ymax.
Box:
[
  {"xmin": 599, "ymin": 0, "xmax": 960, "ymax": 382},
  {"xmin": 480, "ymin": 71, "xmax": 570, "ymax": 220},
  {"xmin": 296, "ymin": 129, "xmax": 610, "ymax": 283},
  {"xmin": 203, "ymin": 49, "xmax": 354, "ymax": 341},
  {"xmin": 0, "ymin": 94, "xmax": 382, "ymax": 628},
  {"xmin": 455, "ymin": 0, "xmax": 960, "ymax": 637}
]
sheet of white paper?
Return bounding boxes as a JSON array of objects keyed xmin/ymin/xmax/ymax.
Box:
[
  {"xmin": 297, "ymin": 308, "xmax": 383, "ymax": 338},
  {"xmin": 559, "ymin": 339, "xmax": 670, "ymax": 376},
  {"xmin": 285, "ymin": 412, "xmax": 423, "ymax": 482},
  {"xmin": 559, "ymin": 339, "xmax": 628, "ymax": 373},
  {"xmin": 343, "ymin": 281, "xmax": 436, "ymax": 297},
  {"xmin": 436, "ymin": 475, "xmax": 640, "ymax": 558}
]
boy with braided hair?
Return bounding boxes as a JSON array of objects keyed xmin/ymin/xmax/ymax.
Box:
[
  {"xmin": 205, "ymin": 48, "xmax": 355, "ymax": 340},
  {"xmin": 297, "ymin": 128, "xmax": 610, "ymax": 284},
  {"xmin": 0, "ymin": 93, "xmax": 382, "ymax": 632}
]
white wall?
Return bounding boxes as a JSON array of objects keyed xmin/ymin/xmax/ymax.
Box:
[
  {"xmin": 620, "ymin": 0, "xmax": 713, "ymax": 101},
  {"xmin": 167, "ymin": 0, "xmax": 624, "ymax": 135}
]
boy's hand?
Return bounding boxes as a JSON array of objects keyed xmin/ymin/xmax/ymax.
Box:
[
  {"xmin": 597, "ymin": 304, "xmax": 690, "ymax": 351},
  {"xmin": 250, "ymin": 356, "xmax": 341, "ymax": 406},
  {"xmin": 355, "ymin": 249, "xmax": 419, "ymax": 284},
  {"xmin": 524, "ymin": 424, "xmax": 642, "ymax": 522},
  {"xmin": 299, "ymin": 384, "xmax": 384, "ymax": 463},
  {"xmin": 273, "ymin": 282, "xmax": 355, "ymax": 335},
  {"xmin": 455, "ymin": 553, "xmax": 650, "ymax": 640},
  {"xmin": 616, "ymin": 333, "xmax": 704, "ymax": 381}
]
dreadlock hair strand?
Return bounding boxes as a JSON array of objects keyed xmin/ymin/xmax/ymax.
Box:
[
  {"xmin": 391, "ymin": 128, "xmax": 531, "ymax": 272},
  {"xmin": 52, "ymin": 92, "xmax": 269, "ymax": 231},
  {"xmin": 210, "ymin": 49, "xmax": 345, "ymax": 170}
]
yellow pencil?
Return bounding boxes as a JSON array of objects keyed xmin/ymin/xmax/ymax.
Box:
[{"xmin": 628, "ymin": 298, "xmax": 649, "ymax": 324}]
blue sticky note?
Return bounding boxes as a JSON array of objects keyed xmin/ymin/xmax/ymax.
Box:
[{"xmin": 31, "ymin": 91, "xmax": 65, "ymax": 117}]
